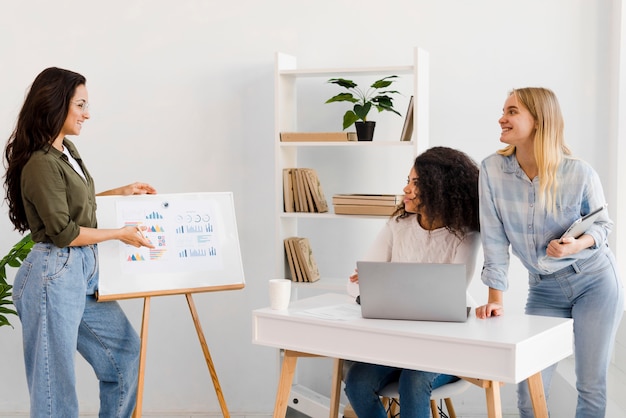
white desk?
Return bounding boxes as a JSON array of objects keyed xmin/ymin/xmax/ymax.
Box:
[{"xmin": 252, "ymin": 293, "xmax": 573, "ymax": 418}]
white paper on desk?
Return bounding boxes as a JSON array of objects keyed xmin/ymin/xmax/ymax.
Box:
[
  {"xmin": 346, "ymin": 280, "xmax": 359, "ymax": 298},
  {"xmin": 296, "ymin": 303, "xmax": 361, "ymax": 321}
]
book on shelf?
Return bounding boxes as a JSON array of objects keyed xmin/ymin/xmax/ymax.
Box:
[
  {"xmin": 283, "ymin": 237, "xmax": 320, "ymax": 282},
  {"xmin": 302, "ymin": 168, "xmax": 329, "ymax": 212},
  {"xmin": 400, "ymin": 95, "xmax": 414, "ymax": 141},
  {"xmin": 287, "ymin": 238, "xmax": 305, "ymax": 282},
  {"xmin": 301, "ymin": 170, "xmax": 316, "ymax": 213},
  {"xmin": 283, "ymin": 168, "xmax": 295, "ymax": 212},
  {"xmin": 332, "ymin": 194, "xmax": 402, "ymax": 207},
  {"xmin": 333, "ymin": 204, "xmax": 397, "ymax": 216},
  {"xmin": 282, "ymin": 168, "xmax": 329, "ymax": 213},
  {"xmin": 280, "ymin": 132, "xmax": 358, "ymax": 142},
  {"xmin": 284, "ymin": 238, "xmax": 298, "ymax": 281},
  {"xmin": 294, "ymin": 169, "xmax": 308, "ymax": 212}
]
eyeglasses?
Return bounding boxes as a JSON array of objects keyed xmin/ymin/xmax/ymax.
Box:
[{"xmin": 72, "ymin": 100, "xmax": 90, "ymax": 114}]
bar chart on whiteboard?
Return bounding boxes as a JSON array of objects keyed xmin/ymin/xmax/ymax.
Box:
[
  {"xmin": 116, "ymin": 198, "xmax": 223, "ymax": 275},
  {"xmin": 95, "ymin": 192, "xmax": 245, "ymax": 300}
]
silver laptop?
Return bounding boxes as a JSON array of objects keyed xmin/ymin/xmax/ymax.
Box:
[{"xmin": 356, "ymin": 261, "xmax": 469, "ymax": 322}]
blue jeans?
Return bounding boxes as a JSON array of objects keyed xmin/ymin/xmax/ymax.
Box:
[
  {"xmin": 344, "ymin": 362, "xmax": 459, "ymax": 418},
  {"xmin": 12, "ymin": 243, "xmax": 140, "ymax": 418},
  {"xmin": 518, "ymin": 245, "xmax": 623, "ymax": 418}
]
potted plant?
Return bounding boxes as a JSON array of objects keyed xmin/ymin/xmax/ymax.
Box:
[
  {"xmin": 0, "ymin": 234, "xmax": 33, "ymax": 328},
  {"xmin": 325, "ymin": 75, "xmax": 402, "ymax": 141}
]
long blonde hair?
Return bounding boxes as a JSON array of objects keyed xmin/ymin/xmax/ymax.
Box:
[{"xmin": 497, "ymin": 87, "xmax": 571, "ymax": 214}]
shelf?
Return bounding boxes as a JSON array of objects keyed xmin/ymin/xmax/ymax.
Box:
[
  {"xmin": 279, "ymin": 141, "xmax": 414, "ymax": 148},
  {"xmin": 275, "ymin": 47, "xmax": 428, "ymax": 278},
  {"xmin": 281, "ymin": 212, "xmax": 392, "ymax": 220},
  {"xmin": 279, "ymin": 65, "xmax": 414, "ymax": 78},
  {"xmin": 274, "ymin": 47, "xmax": 429, "ymax": 417}
]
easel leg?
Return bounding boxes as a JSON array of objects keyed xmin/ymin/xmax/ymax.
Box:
[
  {"xmin": 329, "ymin": 358, "xmax": 343, "ymax": 418},
  {"xmin": 186, "ymin": 293, "xmax": 230, "ymax": 418},
  {"xmin": 527, "ymin": 372, "xmax": 548, "ymax": 418},
  {"xmin": 484, "ymin": 380, "xmax": 503, "ymax": 418},
  {"xmin": 274, "ymin": 350, "xmax": 299, "ymax": 418},
  {"xmin": 132, "ymin": 297, "xmax": 151, "ymax": 418}
]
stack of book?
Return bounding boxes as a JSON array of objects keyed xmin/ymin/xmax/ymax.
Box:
[
  {"xmin": 283, "ymin": 168, "xmax": 328, "ymax": 213},
  {"xmin": 284, "ymin": 237, "xmax": 320, "ymax": 282},
  {"xmin": 332, "ymin": 194, "xmax": 402, "ymax": 216}
]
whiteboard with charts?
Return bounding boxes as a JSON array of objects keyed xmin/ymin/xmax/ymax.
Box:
[{"xmin": 95, "ymin": 192, "xmax": 245, "ymax": 301}]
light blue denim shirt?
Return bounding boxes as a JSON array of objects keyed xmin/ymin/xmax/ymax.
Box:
[{"xmin": 479, "ymin": 152, "xmax": 611, "ymax": 291}]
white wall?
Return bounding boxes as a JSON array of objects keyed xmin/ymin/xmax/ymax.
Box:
[{"xmin": 0, "ymin": 0, "xmax": 617, "ymax": 416}]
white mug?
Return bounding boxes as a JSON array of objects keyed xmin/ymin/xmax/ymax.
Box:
[{"xmin": 269, "ymin": 279, "xmax": 291, "ymax": 310}]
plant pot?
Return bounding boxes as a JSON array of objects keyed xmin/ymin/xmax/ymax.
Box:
[{"xmin": 355, "ymin": 121, "xmax": 376, "ymax": 141}]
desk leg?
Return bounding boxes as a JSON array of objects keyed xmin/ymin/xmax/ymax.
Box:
[
  {"xmin": 329, "ymin": 359, "xmax": 343, "ymax": 418},
  {"xmin": 274, "ymin": 350, "xmax": 299, "ymax": 418},
  {"xmin": 484, "ymin": 380, "xmax": 503, "ymax": 418},
  {"xmin": 527, "ymin": 372, "xmax": 548, "ymax": 418}
]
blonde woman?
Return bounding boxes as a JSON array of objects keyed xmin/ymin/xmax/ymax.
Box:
[{"xmin": 476, "ymin": 87, "xmax": 623, "ymax": 417}]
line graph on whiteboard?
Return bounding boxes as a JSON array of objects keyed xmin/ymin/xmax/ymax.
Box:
[{"xmin": 116, "ymin": 198, "xmax": 224, "ymax": 275}]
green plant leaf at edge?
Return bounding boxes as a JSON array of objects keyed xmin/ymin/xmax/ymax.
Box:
[
  {"xmin": 0, "ymin": 233, "xmax": 33, "ymax": 328},
  {"xmin": 372, "ymin": 96, "xmax": 402, "ymax": 117},
  {"xmin": 0, "ymin": 284, "xmax": 16, "ymax": 328},
  {"xmin": 325, "ymin": 93, "xmax": 358, "ymax": 104},
  {"xmin": 327, "ymin": 78, "xmax": 358, "ymax": 89},
  {"xmin": 370, "ymin": 75, "xmax": 399, "ymax": 89},
  {"xmin": 342, "ymin": 111, "xmax": 359, "ymax": 130}
]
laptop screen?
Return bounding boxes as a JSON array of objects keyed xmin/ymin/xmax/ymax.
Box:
[{"xmin": 356, "ymin": 261, "xmax": 468, "ymax": 322}]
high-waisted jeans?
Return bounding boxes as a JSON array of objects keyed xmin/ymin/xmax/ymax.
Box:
[
  {"xmin": 518, "ymin": 245, "xmax": 623, "ymax": 418},
  {"xmin": 12, "ymin": 243, "xmax": 140, "ymax": 418}
]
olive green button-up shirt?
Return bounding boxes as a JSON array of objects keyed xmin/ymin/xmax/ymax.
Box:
[{"xmin": 21, "ymin": 138, "xmax": 97, "ymax": 247}]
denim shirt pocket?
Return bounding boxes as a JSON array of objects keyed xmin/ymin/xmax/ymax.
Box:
[{"xmin": 543, "ymin": 203, "xmax": 580, "ymax": 243}]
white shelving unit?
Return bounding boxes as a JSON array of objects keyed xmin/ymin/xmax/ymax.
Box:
[{"xmin": 273, "ymin": 48, "xmax": 429, "ymax": 415}]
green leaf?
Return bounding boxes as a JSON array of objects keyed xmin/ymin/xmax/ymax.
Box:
[
  {"xmin": 371, "ymin": 75, "xmax": 398, "ymax": 89},
  {"xmin": 372, "ymin": 96, "xmax": 401, "ymax": 116},
  {"xmin": 0, "ymin": 284, "xmax": 16, "ymax": 327},
  {"xmin": 0, "ymin": 307, "xmax": 17, "ymax": 315},
  {"xmin": 0, "ymin": 234, "xmax": 33, "ymax": 328},
  {"xmin": 325, "ymin": 93, "xmax": 358, "ymax": 104},
  {"xmin": 328, "ymin": 78, "xmax": 357, "ymax": 89},
  {"xmin": 342, "ymin": 111, "xmax": 359, "ymax": 130},
  {"xmin": 354, "ymin": 103, "xmax": 372, "ymax": 121}
]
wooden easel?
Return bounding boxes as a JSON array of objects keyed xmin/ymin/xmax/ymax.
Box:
[
  {"xmin": 94, "ymin": 192, "xmax": 246, "ymax": 417},
  {"xmin": 130, "ymin": 289, "xmax": 241, "ymax": 418}
]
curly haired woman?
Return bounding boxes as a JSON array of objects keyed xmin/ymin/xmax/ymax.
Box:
[{"xmin": 344, "ymin": 146, "xmax": 481, "ymax": 418}]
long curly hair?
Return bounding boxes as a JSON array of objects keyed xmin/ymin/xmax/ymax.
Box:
[
  {"xmin": 3, "ymin": 67, "xmax": 86, "ymax": 232},
  {"xmin": 394, "ymin": 146, "xmax": 480, "ymax": 238}
]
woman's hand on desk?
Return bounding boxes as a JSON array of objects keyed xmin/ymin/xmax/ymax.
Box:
[
  {"xmin": 349, "ymin": 269, "xmax": 359, "ymax": 283},
  {"xmin": 475, "ymin": 303, "xmax": 503, "ymax": 319},
  {"xmin": 476, "ymin": 288, "xmax": 504, "ymax": 319}
]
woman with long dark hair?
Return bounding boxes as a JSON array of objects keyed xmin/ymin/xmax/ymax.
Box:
[{"xmin": 4, "ymin": 67, "xmax": 156, "ymax": 417}]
